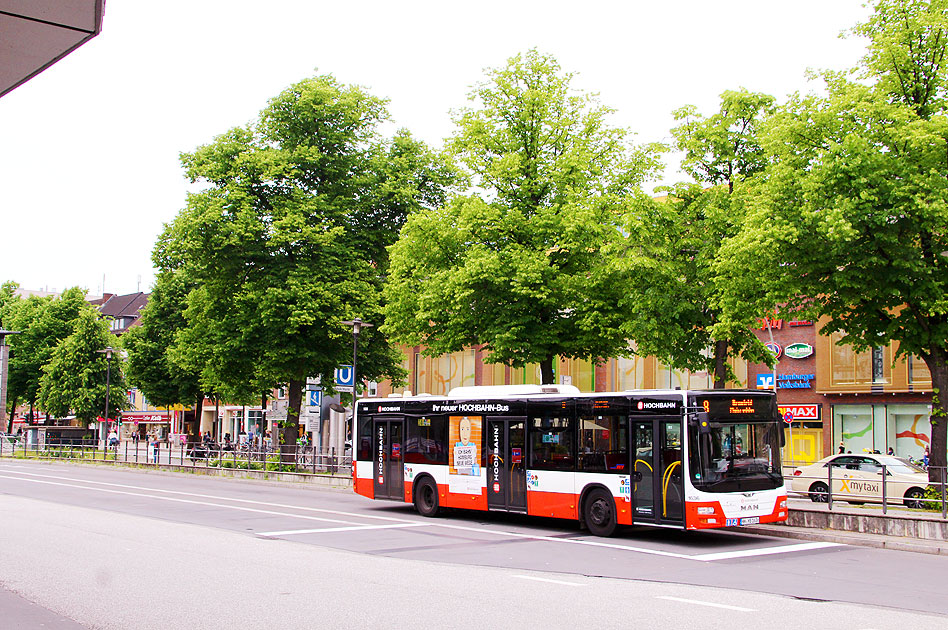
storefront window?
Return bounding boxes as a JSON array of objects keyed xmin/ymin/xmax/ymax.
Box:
[
  {"xmin": 423, "ymin": 350, "xmax": 476, "ymax": 395},
  {"xmin": 614, "ymin": 355, "xmax": 644, "ymax": 391},
  {"xmin": 561, "ymin": 358, "xmax": 594, "ymax": 391},
  {"xmin": 888, "ymin": 404, "xmax": 931, "ymax": 460},
  {"xmin": 833, "ymin": 405, "xmax": 873, "ymax": 454},
  {"xmin": 511, "ymin": 363, "xmax": 542, "ymax": 386}
]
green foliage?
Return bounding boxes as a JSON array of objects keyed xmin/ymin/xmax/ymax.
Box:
[
  {"xmin": 385, "ymin": 50, "xmax": 661, "ymax": 382},
  {"xmin": 124, "ymin": 270, "xmax": 205, "ymax": 408},
  {"xmin": 5, "ymin": 287, "xmax": 88, "ymax": 414},
  {"xmin": 614, "ymin": 90, "xmax": 776, "ymax": 387},
  {"xmin": 715, "ymin": 0, "xmax": 948, "ymax": 471},
  {"xmin": 38, "ymin": 309, "xmax": 129, "ymax": 423},
  {"xmin": 157, "ymin": 73, "xmax": 451, "ymax": 450}
]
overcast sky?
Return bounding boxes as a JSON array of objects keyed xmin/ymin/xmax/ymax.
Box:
[{"xmin": 0, "ymin": 0, "xmax": 872, "ymax": 296}]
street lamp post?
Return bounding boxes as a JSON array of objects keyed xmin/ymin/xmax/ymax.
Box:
[
  {"xmin": 0, "ymin": 330, "xmax": 21, "ymax": 434},
  {"xmin": 341, "ymin": 318, "xmax": 373, "ymax": 455},
  {"xmin": 96, "ymin": 346, "xmax": 115, "ymax": 453}
]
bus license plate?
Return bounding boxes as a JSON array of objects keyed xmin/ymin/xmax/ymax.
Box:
[{"xmin": 740, "ymin": 516, "xmax": 760, "ymax": 525}]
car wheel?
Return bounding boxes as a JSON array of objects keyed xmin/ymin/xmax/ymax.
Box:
[
  {"xmin": 903, "ymin": 487, "xmax": 926, "ymax": 509},
  {"xmin": 413, "ymin": 477, "xmax": 440, "ymax": 517},
  {"xmin": 809, "ymin": 482, "xmax": 829, "ymax": 503},
  {"xmin": 584, "ymin": 488, "xmax": 617, "ymax": 537}
]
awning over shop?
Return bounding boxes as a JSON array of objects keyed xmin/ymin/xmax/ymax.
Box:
[{"xmin": 0, "ymin": 1, "xmax": 105, "ymax": 98}]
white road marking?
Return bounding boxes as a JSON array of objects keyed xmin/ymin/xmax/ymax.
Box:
[
  {"xmin": 259, "ymin": 523, "xmax": 429, "ymax": 536},
  {"xmin": 512, "ymin": 575, "xmax": 587, "ymax": 587},
  {"xmin": 0, "ymin": 467, "xmax": 406, "ymax": 521},
  {"xmin": 689, "ymin": 541, "xmax": 842, "ymax": 561},
  {"xmin": 0, "ymin": 473, "xmax": 363, "ymax": 526},
  {"xmin": 657, "ymin": 596, "xmax": 754, "ymax": 611},
  {"xmin": 0, "ymin": 465, "xmax": 846, "ymax": 562}
]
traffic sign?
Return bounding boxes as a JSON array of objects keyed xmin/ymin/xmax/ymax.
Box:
[
  {"xmin": 307, "ymin": 390, "xmax": 322, "ymax": 408},
  {"xmin": 783, "ymin": 411, "xmax": 794, "ymax": 425},
  {"xmin": 335, "ymin": 366, "xmax": 354, "ymax": 387}
]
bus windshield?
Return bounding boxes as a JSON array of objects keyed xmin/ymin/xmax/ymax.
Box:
[{"xmin": 689, "ymin": 421, "xmax": 784, "ymax": 493}]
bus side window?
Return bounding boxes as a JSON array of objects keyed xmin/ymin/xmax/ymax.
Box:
[
  {"xmin": 405, "ymin": 415, "xmax": 448, "ymax": 465},
  {"xmin": 578, "ymin": 415, "xmax": 628, "ymax": 473},
  {"xmin": 529, "ymin": 416, "xmax": 575, "ymax": 471}
]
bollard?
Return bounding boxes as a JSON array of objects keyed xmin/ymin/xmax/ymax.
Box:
[
  {"xmin": 881, "ymin": 465, "xmax": 887, "ymax": 514},
  {"xmin": 827, "ymin": 464, "xmax": 833, "ymax": 511},
  {"xmin": 942, "ymin": 467, "xmax": 947, "ymax": 521}
]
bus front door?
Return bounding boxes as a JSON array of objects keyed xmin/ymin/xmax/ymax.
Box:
[
  {"xmin": 659, "ymin": 420, "xmax": 684, "ymax": 524},
  {"xmin": 631, "ymin": 419, "xmax": 684, "ymax": 526},
  {"xmin": 486, "ymin": 418, "xmax": 527, "ymax": 513},
  {"xmin": 372, "ymin": 418, "xmax": 405, "ymax": 500}
]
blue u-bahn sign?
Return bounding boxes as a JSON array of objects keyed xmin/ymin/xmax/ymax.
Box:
[{"xmin": 335, "ymin": 365, "xmax": 354, "ymax": 388}]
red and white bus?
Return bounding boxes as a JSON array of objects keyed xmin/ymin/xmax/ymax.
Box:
[{"xmin": 353, "ymin": 385, "xmax": 787, "ymax": 535}]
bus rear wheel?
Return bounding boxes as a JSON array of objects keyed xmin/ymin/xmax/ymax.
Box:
[
  {"xmin": 584, "ymin": 488, "xmax": 617, "ymax": 537},
  {"xmin": 414, "ymin": 478, "xmax": 440, "ymax": 517}
]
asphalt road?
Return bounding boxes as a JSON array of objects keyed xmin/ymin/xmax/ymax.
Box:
[{"xmin": 1, "ymin": 460, "xmax": 946, "ymax": 629}]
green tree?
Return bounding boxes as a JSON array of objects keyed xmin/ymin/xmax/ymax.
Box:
[
  {"xmin": 716, "ymin": 0, "xmax": 948, "ymax": 475},
  {"xmin": 39, "ymin": 308, "xmax": 128, "ymax": 424},
  {"xmin": 123, "ymin": 270, "xmax": 206, "ymax": 437},
  {"xmin": 614, "ymin": 90, "xmax": 776, "ymax": 388},
  {"xmin": 384, "ymin": 50, "xmax": 661, "ymax": 384},
  {"xmin": 0, "ymin": 281, "xmax": 17, "ymax": 327},
  {"xmin": 166, "ymin": 74, "xmax": 450, "ymax": 458},
  {"xmin": 5, "ymin": 287, "xmax": 87, "ymax": 422}
]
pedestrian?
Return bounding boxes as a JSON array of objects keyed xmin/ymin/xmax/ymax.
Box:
[
  {"xmin": 838, "ymin": 441, "xmax": 845, "ymax": 454},
  {"xmin": 152, "ymin": 434, "xmax": 160, "ymax": 462},
  {"xmin": 924, "ymin": 446, "xmax": 930, "ymax": 467},
  {"xmin": 108, "ymin": 428, "xmax": 119, "ymax": 448},
  {"xmin": 887, "ymin": 447, "xmax": 894, "ymax": 456}
]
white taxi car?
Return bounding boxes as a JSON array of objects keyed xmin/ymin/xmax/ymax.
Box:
[{"xmin": 790, "ymin": 453, "xmax": 929, "ymax": 508}]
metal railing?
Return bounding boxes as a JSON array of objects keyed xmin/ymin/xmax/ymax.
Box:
[
  {"xmin": 0, "ymin": 438, "xmax": 351, "ymax": 478},
  {"xmin": 786, "ymin": 462, "xmax": 947, "ymax": 520}
]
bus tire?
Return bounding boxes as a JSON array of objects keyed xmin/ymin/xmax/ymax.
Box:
[
  {"xmin": 584, "ymin": 488, "xmax": 617, "ymax": 537},
  {"xmin": 414, "ymin": 477, "xmax": 440, "ymax": 517}
]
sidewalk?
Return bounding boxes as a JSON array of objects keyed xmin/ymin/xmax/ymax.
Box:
[{"xmin": 737, "ymin": 498, "xmax": 948, "ymax": 555}]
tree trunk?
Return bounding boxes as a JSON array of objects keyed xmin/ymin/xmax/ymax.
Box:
[
  {"xmin": 191, "ymin": 394, "xmax": 204, "ymax": 446},
  {"xmin": 712, "ymin": 339, "xmax": 729, "ymax": 389},
  {"xmin": 539, "ymin": 356, "xmax": 555, "ymax": 385},
  {"xmin": 923, "ymin": 350, "xmax": 948, "ymax": 482},
  {"xmin": 281, "ymin": 379, "xmax": 303, "ymax": 464}
]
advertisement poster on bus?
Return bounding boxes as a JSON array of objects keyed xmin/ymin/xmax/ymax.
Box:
[{"xmin": 449, "ymin": 415, "xmax": 482, "ymax": 494}]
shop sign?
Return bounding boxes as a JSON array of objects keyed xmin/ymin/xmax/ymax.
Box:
[
  {"xmin": 788, "ymin": 320, "xmax": 814, "ymax": 327},
  {"xmin": 765, "ymin": 342, "xmax": 782, "ymax": 358},
  {"xmin": 785, "ymin": 343, "xmax": 814, "ymax": 359},
  {"xmin": 778, "ymin": 404, "xmax": 819, "ymax": 420},
  {"xmin": 756, "ymin": 374, "xmax": 775, "ymax": 390},
  {"xmin": 757, "ymin": 318, "xmax": 783, "ymax": 331},
  {"xmin": 775, "ymin": 374, "xmax": 814, "ymax": 389}
]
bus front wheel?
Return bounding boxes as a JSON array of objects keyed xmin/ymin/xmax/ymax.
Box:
[
  {"xmin": 584, "ymin": 488, "xmax": 617, "ymax": 537},
  {"xmin": 414, "ymin": 478, "xmax": 440, "ymax": 517}
]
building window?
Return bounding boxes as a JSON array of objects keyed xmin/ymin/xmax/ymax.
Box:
[
  {"xmin": 830, "ymin": 333, "xmax": 890, "ymax": 386},
  {"xmin": 614, "ymin": 355, "xmax": 644, "ymax": 391},
  {"xmin": 908, "ymin": 355, "xmax": 932, "ymax": 386},
  {"xmin": 511, "ymin": 363, "xmax": 542, "ymax": 386}
]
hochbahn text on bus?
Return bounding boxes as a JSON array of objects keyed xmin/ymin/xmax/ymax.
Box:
[{"xmin": 353, "ymin": 385, "xmax": 788, "ymax": 536}]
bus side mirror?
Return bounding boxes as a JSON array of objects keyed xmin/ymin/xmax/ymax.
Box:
[{"xmin": 696, "ymin": 412, "xmax": 711, "ymax": 434}]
